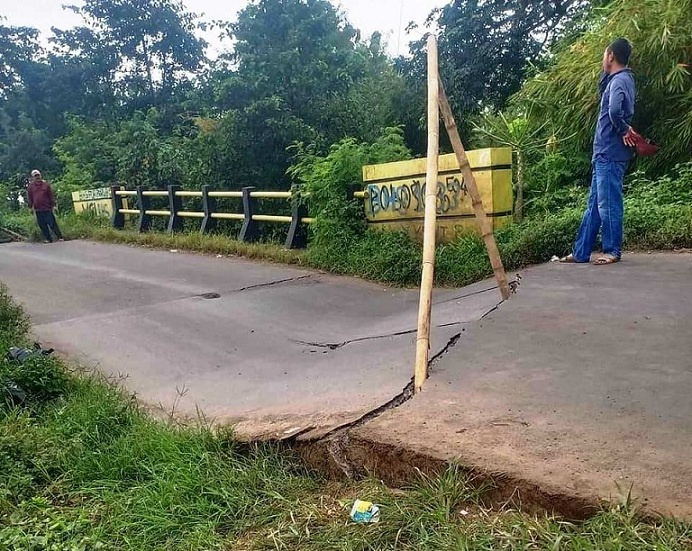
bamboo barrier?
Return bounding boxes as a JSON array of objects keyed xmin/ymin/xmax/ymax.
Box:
[
  {"xmin": 414, "ymin": 35, "xmax": 441, "ymax": 394},
  {"xmin": 438, "ymin": 82, "xmax": 510, "ymax": 300}
]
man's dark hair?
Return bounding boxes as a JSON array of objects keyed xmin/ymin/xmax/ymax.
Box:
[{"xmin": 608, "ymin": 38, "xmax": 632, "ymax": 66}]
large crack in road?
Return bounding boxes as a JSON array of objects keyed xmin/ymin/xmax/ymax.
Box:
[{"xmin": 290, "ymin": 298, "xmax": 508, "ymax": 478}]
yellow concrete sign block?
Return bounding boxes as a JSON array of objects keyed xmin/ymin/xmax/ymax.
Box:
[
  {"xmin": 362, "ymin": 147, "xmax": 513, "ymax": 243},
  {"xmin": 71, "ymin": 187, "xmax": 113, "ymax": 217}
]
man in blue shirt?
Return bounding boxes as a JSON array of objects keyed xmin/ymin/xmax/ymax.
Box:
[{"xmin": 561, "ymin": 38, "xmax": 636, "ymax": 265}]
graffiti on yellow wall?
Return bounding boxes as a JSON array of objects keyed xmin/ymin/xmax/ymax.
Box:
[
  {"xmin": 71, "ymin": 188, "xmax": 113, "ymax": 218},
  {"xmin": 362, "ymin": 148, "xmax": 513, "ymax": 243}
]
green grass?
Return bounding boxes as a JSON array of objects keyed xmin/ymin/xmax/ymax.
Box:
[
  {"xmin": 69, "ymin": 224, "xmax": 310, "ymax": 267},
  {"xmin": 1, "ymin": 285, "xmax": 691, "ymax": 549}
]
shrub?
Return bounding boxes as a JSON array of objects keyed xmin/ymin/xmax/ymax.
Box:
[
  {"xmin": 524, "ymin": 152, "xmax": 590, "ymax": 216},
  {"xmin": 0, "ymin": 285, "xmax": 70, "ymax": 411},
  {"xmin": 625, "ymin": 162, "xmax": 692, "ymax": 208},
  {"xmin": 0, "ymin": 211, "xmax": 38, "ymax": 241},
  {"xmin": 289, "ymin": 127, "xmax": 416, "ymax": 280},
  {"xmin": 1, "ymin": 355, "xmax": 71, "ymax": 410}
]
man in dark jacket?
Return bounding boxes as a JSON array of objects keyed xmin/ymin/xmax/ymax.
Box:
[
  {"xmin": 27, "ymin": 169, "xmax": 64, "ymax": 243},
  {"xmin": 561, "ymin": 38, "xmax": 636, "ymax": 265}
]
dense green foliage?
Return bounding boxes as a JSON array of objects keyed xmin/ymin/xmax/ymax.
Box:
[
  {"xmin": 404, "ymin": 0, "xmax": 591, "ymax": 137},
  {"xmin": 4, "ymin": 0, "xmax": 686, "ymax": 202},
  {"xmin": 289, "ymin": 127, "xmax": 416, "ymax": 278},
  {"xmin": 1, "ymin": 288, "xmax": 691, "ymax": 549},
  {"xmin": 288, "ymin": 143, "xmax": 692, "ymax": 285},
  {"xmin": 1, "ymin": 0, "xmax": 411, "ymax": 198}
]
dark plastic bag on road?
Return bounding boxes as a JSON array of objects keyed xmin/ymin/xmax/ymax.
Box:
[
  {"xmin": 2, "ymin": 343, "xmax": 55, "ymax": 408},
  {"xmin": 1, "ymin": 380, "xmax": 27, "ymax": 407},
  {"xmin": 5, "ymin": 344, "xmax": 54, "ymax": 362}
]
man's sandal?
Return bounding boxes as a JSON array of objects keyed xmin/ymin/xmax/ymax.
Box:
[
  {"xmin": 593, "ymin": 254, "xmax": 620, "ymax": 265},
  {"xmin": 558, "ymin": 254, "xmax": 576, "ymax": 263}
]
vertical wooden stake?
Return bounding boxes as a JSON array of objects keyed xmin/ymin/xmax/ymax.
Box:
[
  {"xmin": 414, "ymin": 36, "xmax": 441, "ymax": 394},
  {"xmin": 438, "ymin": 80, "xmax": 511, "ymax": 300}
]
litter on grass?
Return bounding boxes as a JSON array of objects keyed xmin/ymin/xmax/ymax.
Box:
[{"xmin": 350, "ymin": 500, "xmax": 380, "ymax": 523}]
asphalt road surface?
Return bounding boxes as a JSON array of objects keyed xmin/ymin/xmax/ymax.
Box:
[
  {"xmin": 0, "ymin": 240, "xmax": 502, "ymax": 437},
  {"xmin": 3, "ymin": 241, "xmax": 691, "ymax": 516}
]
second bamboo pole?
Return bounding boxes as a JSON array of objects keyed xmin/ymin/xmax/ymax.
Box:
[
  {"xmin": 413, "ymin": 36, "xmax": 440, "ymax": 394},
  {"xmin": 438, "ymin": 81, "xmax": 511, "ymax": 300}
]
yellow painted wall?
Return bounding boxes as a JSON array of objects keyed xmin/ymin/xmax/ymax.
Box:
[
  {"xmin": 71, "ymin": 188, "xmax": 113, "ymax": 217},
  {"xmin": 361, "ymin": 147, "xmax": 513, "ymax": 243}
]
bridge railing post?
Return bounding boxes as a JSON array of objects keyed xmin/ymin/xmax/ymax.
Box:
[
  {"xmin": 285, "ymin": 186, "xmax": 308, "ymax": 249},
  {"xmin": 136, "ymin": 185, "xmax": 152, "ymax": 233},
  {"xmin": 111, "ymin": 185, "xmax": 125, "ymax": 229},
  {"xmin": 167, "ymin": 185, "xmax": 183, "ymax": 233},
  {"xmin": 238, "ymin": 186, "xmax": 259, "ymax": 242},
  {"xmin": 200, "ymin": 185, "xmax": 216, "ymax": 234}
]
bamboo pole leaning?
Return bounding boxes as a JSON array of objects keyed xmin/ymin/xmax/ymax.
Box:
[
  {"xmin": 413, "ymin": 40, "xmax": 513, "ymax": 394},
  {"xmin": 438, "ymin": 80, "xmax": 511, "ymax": 301}
]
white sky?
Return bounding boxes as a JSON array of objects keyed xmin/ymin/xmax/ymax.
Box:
[{"xmin": 2, "ymin": 0, "xmax": 447, "ymax": 58}]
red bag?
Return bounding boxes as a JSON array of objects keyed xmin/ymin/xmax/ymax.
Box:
[
  {"xmin": 625, "ymin": 128, "xmax": 660, "ymax": 157},
  {"xmin": 634, "ymin": 137, "xmax": 660, "ymax": 157}
]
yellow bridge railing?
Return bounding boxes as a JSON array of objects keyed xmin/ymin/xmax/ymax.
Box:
[{"xmin": 110, "ymin": 185, "xmax": 311, "ymax": 249}]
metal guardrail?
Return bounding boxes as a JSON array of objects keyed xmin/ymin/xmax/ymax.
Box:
[
  {"xmin": 207, "ymin": 191, "xmax": 243, "ymax": 198},
  {"xmin": 110, "ymin": 185, "xmax": 310, "ymax": 249},
  {"xmin": 110, "ymin": 184, "xmax": 362, "ymax": 249}
]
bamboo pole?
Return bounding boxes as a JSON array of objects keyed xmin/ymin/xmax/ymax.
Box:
[
  {"xmin": 438, "ymin": 80, "xmax": 511, "ymax": 300},
  {"xmin": 0, "ymin": 227, "xmax": 26, "ymax": 241},
  {"xmin": 413, "ymin": 36, "xmax": 441, "ymax": 394}
]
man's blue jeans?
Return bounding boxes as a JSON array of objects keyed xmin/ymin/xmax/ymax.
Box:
[{"xmin": 573, "ymin": 158, "xmax": 628, "ymax": 262}]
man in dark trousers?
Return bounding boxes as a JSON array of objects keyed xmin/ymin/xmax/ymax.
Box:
[
  {"xmin": 561, "ymin": 38, "xmax": 637, "ymax": 265},
  {"xmin": 27, "ymin": 169, "xmax": 64, "ymax": 243}
]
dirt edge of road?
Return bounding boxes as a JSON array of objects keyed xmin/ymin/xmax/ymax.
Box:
[{"xmin": 293, "ymin": 430, "xmax": 608, "ymax": 522}]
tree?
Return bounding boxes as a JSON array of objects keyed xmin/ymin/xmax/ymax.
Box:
[
  {"xmin": 56, "ymin": 0, "xmax": 206, "ymax": 108},
  {"xmin": 321, "ymin": 33, "xmax": 414, "ymax": 145},
  {"xmin": 0, "ymin": 20, "xmax": 41, "ymax": 97},
  {"xmin": 196, "ymin": 97, "xmax": 318, "ymax": 189},
  {"xmin": 0, "ymin": 113, "xmax": 58, "ymax": 207},
  {"xmin": 227, "ymin": 0, "xmax": 359, "ymax": 125},
  {"xmin": 402, "ymin": 0, "xmax": 590, "ymax": 144},
  {"xmin": 49, "ymin": 26, "xmax": 122, "ymax": 120},
  {"xmin": 53, "ymin": 117, "xmax": 119, "ymax": 189},
  {"xmin": 199, "ymin": 0, "xmax": 414, "ymax": 188}
]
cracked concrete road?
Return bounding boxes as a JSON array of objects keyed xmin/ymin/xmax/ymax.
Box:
[
  {"xmin": 354, "ymin": 252, "xmax": 692, "ymax": 518},
  {"xmin": 0, "ymin": 240, "xmax": 501, "ymax": 437},
  {"xmin": 3, "ymin": 241, "xmax": 691, "ymax": 517}
]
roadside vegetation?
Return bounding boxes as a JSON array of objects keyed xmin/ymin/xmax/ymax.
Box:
[
  {"xmin": 1, "ymin": 286, "xmax": 691, "ymax": 549},
  {"xmin": 4, "ymin": 158, "xmax": 691, "ymax": 288}
]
